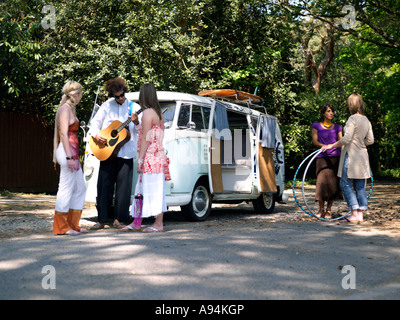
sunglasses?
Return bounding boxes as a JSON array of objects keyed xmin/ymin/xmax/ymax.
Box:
[{"xmin": 114, "ymin": 92, "xmax": 125, "ymax": 99}]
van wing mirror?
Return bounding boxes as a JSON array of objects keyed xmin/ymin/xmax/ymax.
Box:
[{"xmin": 187, "ymin": 121, "xmax": 196, "ymax": 129}]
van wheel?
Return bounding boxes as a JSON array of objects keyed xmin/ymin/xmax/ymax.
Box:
[
  {"xmin": 181, "ymin": 182, "xmax": 211, "ymax": 221},
  {"xmin": 252, "ymin": 193, "xmax": 275, "ymax": 214}
]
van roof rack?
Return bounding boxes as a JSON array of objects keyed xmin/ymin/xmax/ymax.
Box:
[{"xmin": 198, "ymin": 89, "xmax": 264, "ymax": 105}]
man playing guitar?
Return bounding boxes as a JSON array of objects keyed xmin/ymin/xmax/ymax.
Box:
[{"xmin": 89, "ymin": 77, "xmax": 141, "ymax": 229}]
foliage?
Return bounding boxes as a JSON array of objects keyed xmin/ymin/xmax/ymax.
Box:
[
  {"xmin": 0, "ymin": 0, "xmax": 43, "ymax": 113},
  {"xmin": 0, "ymin": 0, "xmax": 399, "ymax": 178},
  {"xmin": 376, "ymin": 168, "xmax": 400, "ymax": 180},
  {"xmin": 270, "ymin": 0, "xmax": 400, "ymax": 176},
  {"xmin": 338, "ymin": 30, "xmax": 400, "ymax": 170}
]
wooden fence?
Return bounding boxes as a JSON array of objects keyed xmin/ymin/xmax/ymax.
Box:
[{"xmin": 0, "ymin": 112, "xmax": 59, "ymax": 193}]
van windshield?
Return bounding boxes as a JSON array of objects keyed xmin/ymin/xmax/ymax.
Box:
[{"xmin": 161, "ymin": 102, "xmax": 176, "ymax": 128}]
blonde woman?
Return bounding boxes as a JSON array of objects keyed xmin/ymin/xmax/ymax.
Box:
[
  {"xmin": 323, "ymin": 94, "xmax": 374, "ymax": 222},
  {"xmin": 53, "ymin": 81, "xmax": 87, "ymax": 235}
]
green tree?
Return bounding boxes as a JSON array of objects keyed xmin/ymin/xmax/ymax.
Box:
[
  {"xmin": 3, "ymin": 0, "xmax": 398, "ymax": 178},
  {"xmin": 0, "ymin": 0, "xmax": 43, "ymax": 113},
  {"xmin": 338, "ymin": 35, "xmax": 400, "ymax": 171},
  {"xmin": 271, "ymin": 0, "xmax": 400, "ymax": 175}
]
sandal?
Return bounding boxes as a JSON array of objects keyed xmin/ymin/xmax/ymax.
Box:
[
  {"xmin": 316, "ymin": 209, "xmax": 324, "ymax": 218},
  {"xmin": 323, "ymin": 210, "xmax": 332, "ymax": 219},
  {"xmin": 113, "ymin": 222, "xmax": 126, "ymax": 229},
  {"xmin": 142, "ymin": 226, "xmax": 164, "ymax": 233},
  {"xmin": 346, "ymin": 211, "xmax": 363, "ymax": 223},
  {"xmin": 121, "ymin": 224, "xmax": 141, "ymax": 232},
  {"xmin": 90, "ymin": 222, "xmax": 105, "ymax": 230},
  {"xmin": 65, "ymin": 229, "xmax": 80, "ymax": 236}
]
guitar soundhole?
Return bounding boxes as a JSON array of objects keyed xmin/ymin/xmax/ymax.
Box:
[{"xmin": 111, "ymin": 130, "xmax": 118, "ymax": 138}]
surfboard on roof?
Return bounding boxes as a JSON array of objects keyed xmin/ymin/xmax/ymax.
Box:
[{"xmin": 198, "ymin": 89, "xmax": 264, "ymax": 104}]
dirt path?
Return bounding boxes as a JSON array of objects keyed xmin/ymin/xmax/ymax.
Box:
[
  {"xmin": 291, "ymin": 179, "xmax": 400, "ymax": 235},
  {"xmin": 1, "ymin": 180, "xmax": 399, "ymax": 239}
]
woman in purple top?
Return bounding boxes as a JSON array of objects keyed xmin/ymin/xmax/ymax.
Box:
[{"xmin": 311, "ymin": 104, "xmax": 343, "ymax": 218}]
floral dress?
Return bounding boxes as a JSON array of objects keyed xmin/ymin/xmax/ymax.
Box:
[
  {"xmin": 138, "ymin": 123, "xmax": 170, "ymax": 180},
  {"xmin": 134, "ymin": 123, "xmax": 170, "ymax": 218}
]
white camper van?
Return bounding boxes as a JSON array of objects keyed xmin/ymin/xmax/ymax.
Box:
[{"xmin": 83, "ymin": 89, "xmax": 287, "ymax": 221}]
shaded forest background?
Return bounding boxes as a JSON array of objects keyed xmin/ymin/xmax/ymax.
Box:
[{"xmin": 1, "ymin": 0, "xmax": 399, "ymax": 180}]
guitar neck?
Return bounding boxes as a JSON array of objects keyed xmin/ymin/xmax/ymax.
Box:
[
  {"xmin": 115, "ymin": 108, "xmax": 142, "ymax": 132},
  {"xmin": 116, "ymin": 118, "xmax": 132, "ymax": 132}
]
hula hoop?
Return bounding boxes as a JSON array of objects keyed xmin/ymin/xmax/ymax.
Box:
[
  {"xmin": 292, "ymin": 149, "xmax": 373, "ymax": 221},
  {"xmin": 292, "ymin": 149, "xmax": 319, "ymax": 217}
]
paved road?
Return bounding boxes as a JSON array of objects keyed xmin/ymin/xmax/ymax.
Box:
[{"xmin": 0, "ymin": 203, "xmax": 399, "ymax": 301}]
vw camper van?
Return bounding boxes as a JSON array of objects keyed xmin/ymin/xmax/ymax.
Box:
[{"xmin": 83, "ymin": 89, "xmax": 287, "ymax": 221}]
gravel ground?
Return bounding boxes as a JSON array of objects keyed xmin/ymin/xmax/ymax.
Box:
[
  {"xmin": 1, "ymin": 181, "xmax": 399, "ymax": 301},
  {"xmin": 1, "ymin": 180, "xmax": 399, "ymax": 239}
]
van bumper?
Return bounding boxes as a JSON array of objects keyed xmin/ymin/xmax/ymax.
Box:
[
  {"xmin": 277, "ymin": 192, "xmax": 289, "ymax": 204},
  {"xmin": 166, "ymin": 195, "xmax": 192, "ymax": 206}
]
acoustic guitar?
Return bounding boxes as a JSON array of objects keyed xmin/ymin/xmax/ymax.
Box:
[{"xmin": 89, "ymin": 109, "xmax": 142, "ymax": 161}]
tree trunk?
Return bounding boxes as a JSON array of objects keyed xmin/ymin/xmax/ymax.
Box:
[
  {"xmin": 312, "ymin": 36, "xmax": 335, "ymax": 94},
  {"xmin": 301, "ymin": 23, "xmax": 336, "ymax": 95}
]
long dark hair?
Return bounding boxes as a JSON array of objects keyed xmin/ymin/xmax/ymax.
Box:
[
  {"xmin": 320, "ymin": 104, "xmax": 335, "ymax": 121},
  {"xmin": 139, "ymin": 83, "xmax": 162, "ymax": 120}
]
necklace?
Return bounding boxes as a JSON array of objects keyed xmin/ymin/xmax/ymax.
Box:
[{"xmin": 322, "ymin": 121, "xmax": 333, "ymax": 128}]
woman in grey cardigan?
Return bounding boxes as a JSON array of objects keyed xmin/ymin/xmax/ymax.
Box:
[{"xmin": 322, "ymin": 94, "xmax": 374, "ymax": 222}]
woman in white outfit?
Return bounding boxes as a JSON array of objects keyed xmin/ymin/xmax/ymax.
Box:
[{"xmin": 53, "ymin": 81, "xmax": 87, "ymax": 235}]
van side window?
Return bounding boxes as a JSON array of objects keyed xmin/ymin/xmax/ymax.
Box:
[
  {"xmin": 221, "ymin": 110, "xmax": 251, "ymax": 166},
  {"xmin": 192, "ymin": 105, "xmax": 210, "ymax": 131},
  {"xmin": 191, "ymin": 105, "xmax": 204, "ymax": 130},
  {"xmin": 161, "ymin": 102, "xmax": 176, "ymax": 129},
  {"xmin": 178, "ymin": 104, "xmax": 210, "ymax": 131},
  {"xmin": 202, "ymin": 107, "xmax": 211, "ymax": 130},
  {"xmin": 177, "ymin": 104, "xmax": 190, "ymax": 128},
  {"xmin": 249, "ymin": 116, "xmax": 258, "ymax": 135}
]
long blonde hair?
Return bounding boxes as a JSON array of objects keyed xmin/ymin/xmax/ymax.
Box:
[
  {"xmin": 53, "ymin": 81, "xmax": 82, "ymax": 164},
  {"xmin": 58, "ymin": 81, "xmax": 82, "ymax": 114}
]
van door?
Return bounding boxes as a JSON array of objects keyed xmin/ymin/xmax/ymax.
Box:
[
  {"xmin": 207, "ymin": 100, "xmax": 221, "ymax": 194},
  {"xmin": 256, "ymin": 114, "xmax": 277, "ymax": 193},
  {"xmin": 208, "ymin": 101, "xmax": 252, "ymax": 194}
]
